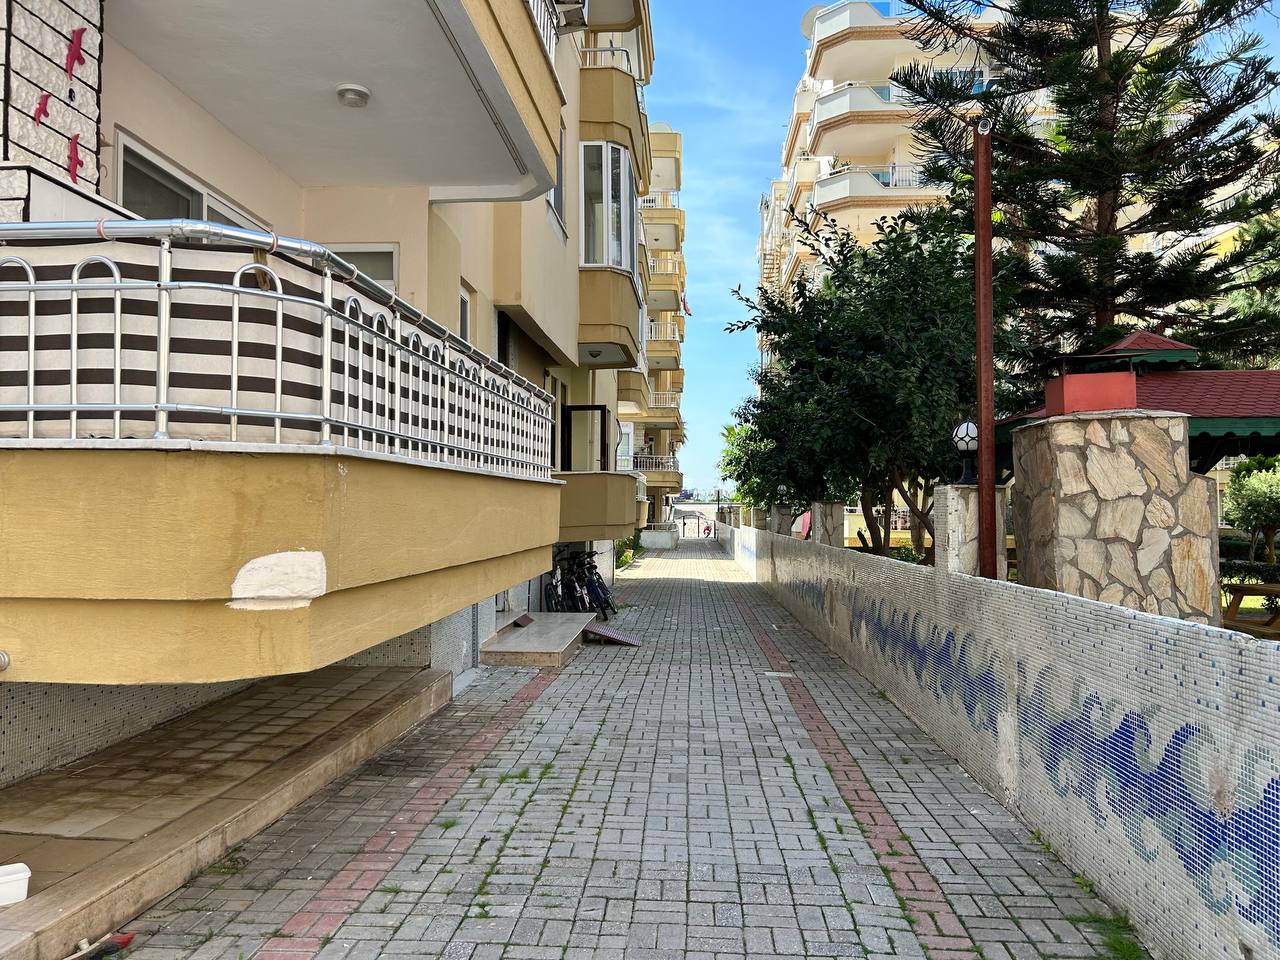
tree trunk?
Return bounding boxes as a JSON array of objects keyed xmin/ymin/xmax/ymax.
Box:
[
  {"xmin": 1267, "ymin": 529, "xmax": 1276, "ymax": 565},
  {"xmin": 883, "ymin": 484, "xmax": 894, "ymax": 554},
  {"xmin": 860, "ymin": 488, "xmax": 884, "ymax": 554},
  {"xmin": 1094, "ymin": 13, "xmax": 1120, "ymax": 330}
]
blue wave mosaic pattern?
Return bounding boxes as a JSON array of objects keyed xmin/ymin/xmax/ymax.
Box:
[{"xmin": 789, "ymin": 571, "xmax": 1280, "ymax": 948}]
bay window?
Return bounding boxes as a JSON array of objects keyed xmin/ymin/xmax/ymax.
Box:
[{"xmin": 581, "ymin": 142, "xmax": 637, "ymax": 273}]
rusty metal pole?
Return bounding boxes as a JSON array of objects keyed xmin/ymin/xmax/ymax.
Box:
[{"xmin": 974, "ymin": 119, "xmax": 998, "ymax": 580}]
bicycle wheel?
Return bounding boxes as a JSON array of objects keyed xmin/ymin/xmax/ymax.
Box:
[
  {"xmin": 592, "ymin": 575, "xmax": 618, "ymax": 615},
  {"xmin": 543, "ymin": 582, "xmax": 561, "ymax": 612},
  {"xmin": 585, "ymin": 582, "xmax": 610, "ymax": 621}
]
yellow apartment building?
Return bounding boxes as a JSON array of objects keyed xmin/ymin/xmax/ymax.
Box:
[
  {"xmin": 0, "ymin": 0, "xmax": 666, "ymax": 790},
  {"xmin": 620, "ymin": 124, "xmax": 686, "ymax": 529},
  {"xmin": 759, "ymin": 0, "xmax": 1004, "ymax": 294}
]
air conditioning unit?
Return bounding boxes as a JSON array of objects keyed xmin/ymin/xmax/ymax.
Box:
[{"xmin": 557, "ymin": 1, "xmax": 588, "ymax": 31}]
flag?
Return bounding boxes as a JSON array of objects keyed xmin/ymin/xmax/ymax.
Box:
[{"xmin": 681, "ymin": 295, "xmax": 692, "ymax": 316}]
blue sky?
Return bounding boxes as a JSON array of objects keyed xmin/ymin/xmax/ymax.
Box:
[{"xmin": 645, "ymin": 0, "xmax": 1280, "ymax": 493}]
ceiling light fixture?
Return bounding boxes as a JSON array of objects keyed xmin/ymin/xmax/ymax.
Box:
[{"xmin": 335, "ymin": 83, "xmax": 371, "ymax": 108}]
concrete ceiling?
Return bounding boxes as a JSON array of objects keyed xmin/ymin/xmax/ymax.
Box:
[{"xmin": 107, "ymin": 0, "xmax": 540, "ymax": 195}]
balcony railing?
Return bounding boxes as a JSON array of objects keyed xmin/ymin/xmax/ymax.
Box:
[
  {"xmin": 824, "ymin": 163, "xmax": 929, "ymax": 188},
  {"xmin": 648, "ymin": 254, "xmax": 682, "ymax": 276},
  {"xmin": 648, "ymin": 321, "xmax": 681, "ymax": 341},
  {"xmin": 526, "ymin": 0, "xmax": 560, "ymax": 62},
  {"xmin": 641, "ymin": 191, "xmax": 681, "ymax": 209},
  {"xmin": 650, "ymin": 391, "xmax": 681, "ymax": 408},
  {"xmin": 0, "ymin": 220, "xmax": 555, "ymax": 481},
  {"xmin": 622, "ymin": 454, "xmax": 679, "ymax": 472}
]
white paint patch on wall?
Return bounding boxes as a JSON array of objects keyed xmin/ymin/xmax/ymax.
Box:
[{"xmin": 228, "ymin": 551, "xmax": 327, "ymax": 610}]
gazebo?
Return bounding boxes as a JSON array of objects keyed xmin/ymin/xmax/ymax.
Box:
[{"xmin": 997, "ymin": 331, "xmax": 1280, "ymax": 473}]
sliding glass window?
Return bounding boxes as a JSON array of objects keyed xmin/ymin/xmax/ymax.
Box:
[{"xmin": 580, "ymin": 142, "xmax": 635, "ymax": 273}]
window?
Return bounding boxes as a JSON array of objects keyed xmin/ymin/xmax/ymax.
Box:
[
  {"xmin": 330, "ymin": 245, "xmax": 398, "ymax": 293},
  {"xmin": 459, "ymin": 286, "xmax": 471, "ymax": 342},
  {"xmin": 580, "ymin": 142, "xmax": 635, "ymax": 272},
  {"xmin": 118, "ymin": 137, "xmax": 264, "ymax": 229}
]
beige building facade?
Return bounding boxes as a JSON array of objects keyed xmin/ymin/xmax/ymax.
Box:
[{"xmin": 0, "ymin": 0, "xmax": 670, "ymax": 784}]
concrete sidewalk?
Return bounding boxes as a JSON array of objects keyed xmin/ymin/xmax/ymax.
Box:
[{"xmin": 116, "ymin": 539, "xmax": 1138, "ymax": 960}]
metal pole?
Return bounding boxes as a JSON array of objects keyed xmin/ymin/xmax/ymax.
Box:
[{"xmin": 974, "ymin": 120, "xmax": 998, "ymax": 579}]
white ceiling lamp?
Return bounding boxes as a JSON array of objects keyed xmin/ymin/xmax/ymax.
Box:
[{"xmin": 335, "ymin": 83, "xmax": 371, "ymax": 108}]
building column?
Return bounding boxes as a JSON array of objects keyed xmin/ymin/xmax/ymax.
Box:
[
  {"xmin": 1011, "ymin": 411, "xmax": 1220, "ymax": 624},
  {"xmin": 934, "ymin": 485, "xmax": 1008, "ymax": 578},
  {"xmin": 811, "ymin": 501, "xmax": 845, "ymax": 547}
]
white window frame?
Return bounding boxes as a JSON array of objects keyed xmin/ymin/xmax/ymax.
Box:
[
  {"xmin": 579, "ymin": 141, "xmax": 635, "ymax": 274},
  {"xmin": 329, "ymin": 243, "xmax": 400, "ymax": 294},
  {"xmin": 114, "ymin": 130, "xmax": 267, "ymax": 230}
]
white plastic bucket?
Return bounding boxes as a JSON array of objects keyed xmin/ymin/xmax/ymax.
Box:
[{"xmin": 0, "ymin": 863, "xmax": 30, "ymax": 906}]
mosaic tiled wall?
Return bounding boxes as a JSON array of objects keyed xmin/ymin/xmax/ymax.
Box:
[
  {"xmin": 718, "ymin": 522, "xmax": 1279, "ymax": 960},
  {"xmin": 0, "ymin": 679, "xmax": 250, "ymax": 788}
]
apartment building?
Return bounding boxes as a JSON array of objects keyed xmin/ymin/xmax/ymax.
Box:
[
  {"xmin": 620, "ymin": 125, "xmax": 687, "ymax": 524},
  {"xmin": 759, "ymin": 0, "xmax": 1002, "ymax": 294},
  {"xmin": 0, "ymin": 0, "xmax": 661, "ymax": 790}
]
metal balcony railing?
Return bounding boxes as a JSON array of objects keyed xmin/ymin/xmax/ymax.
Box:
[
  {"xmin": 526, "ymin": 0, "xmax": 560, "ymax": 62},
  {"xmin": 648, "ymin": 254, "xmax": 682, "ymax": 276},
  {"xmin": 0, "ymin": 220, "xmax": 555, "ymax": 481},
  {"xmin": 630, "ymin": 454, "xmax": 679, "ymax": 472},
  {"xmin": 823, "ymin": 163, "xmax": 929, "ymax": 188},
  {"xmin": 648, "ymin": 321, "xmax": 681, "ymax": 341},
  {"xmin": 641, "ymin": 191, "xmax": 681, "ymax": 210},
  {"xmin": 650, "ymin": 391, "xmax": 681, "ymax": 408},
  {"xmin": 582, "ymin": 45, "xmax": 634, "ymax": 74}
]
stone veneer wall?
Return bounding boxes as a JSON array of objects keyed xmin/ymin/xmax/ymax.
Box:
[
  {"xmin": 717, "ymin": 521, "xmax": 1280, "ymax": 960},
  {"xmin": 1012, "ymin": 411, "xmax": 1220, "ymax": 624}
]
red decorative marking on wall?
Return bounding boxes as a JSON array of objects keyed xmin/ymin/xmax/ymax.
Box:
[
  {"xmin": 65, "ymin": 27, "xmax": 87, "ymax": 82},
  {"xmin": 67, "ymin": 134, "xmax": 84, "ymax": 184},
  {"xmin": 731, "ymin": 589, "xmax": 981, "ymax": 960},
  {"xmin": 33, "ymin": 92, "xmax": 51, "ymax": 126}
]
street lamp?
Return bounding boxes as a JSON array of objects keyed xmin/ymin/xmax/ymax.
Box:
[{"xmin": 952, "ymin": 420, "xmax": 979, "ymax": 485}]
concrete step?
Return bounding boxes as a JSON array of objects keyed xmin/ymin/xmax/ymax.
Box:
[
  {"xmin": 481, "ymin": 612, "xmax": 597, "ymax": 667},
  {"xmin": 0, "ymin": 667, "xmax": 452, "ymax": 960}
]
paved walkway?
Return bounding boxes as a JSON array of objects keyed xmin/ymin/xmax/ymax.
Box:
[{"xmin": 122, "ymin": 540, "xmax": 1133, "ymax": 960}]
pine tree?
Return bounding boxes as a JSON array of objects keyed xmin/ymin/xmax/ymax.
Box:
[{"xmin": 893, "ymin": 0, "xmax": 1280, "ymax": 383}]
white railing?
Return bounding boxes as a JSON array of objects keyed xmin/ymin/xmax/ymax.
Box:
[
  {"xmin": 650, "ymin": 391, "xmax": 681, "ymax": 408},
  {"xmin": 648, "ymin": 254, "xmax": 682, "ymax": 276},
  {"xmin": 641, "ymin": 191, "xmax": 681, "ymax": 209},
  {"xmin": 631, "ymin": 454, "xmax": 680, "ymax": 472},
  {"xmin": 582, "ymin": 46, "xmax": 634, "ymax": 75},
  {"xmin": 648, "ymin": 321, "xmax": 681, "ymax": 341},
  {"xmin": 824, "ymin": 163, "xmax": 929, "ymax": 188},
  {"xmin": 0, "ymin": 220, "xmax": 555, "ymax": 481},
  {"xmin": 526, "ymin": 0, "xmax": 560, "ymax": 62}
]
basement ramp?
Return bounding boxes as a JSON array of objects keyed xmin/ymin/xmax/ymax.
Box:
[{"xmin": 0, "ymin": 666, "xmax": 451, "ymax": 960}]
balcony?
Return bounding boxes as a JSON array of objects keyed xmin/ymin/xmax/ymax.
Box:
[
  {"xmin": 0, "ymin": 219, "xmax": 560, "ymax": 684},
  {"xmin": 650, "ymin": 391, "xmax": 681, "ymax": 409},
  {"xmin": 805, "ymin": 1, "xmax": 1002, "ymax": 83},
  {"xmin": 646, "ymin": 319, "xmax": 683, "ymax": 369},
  {"xmin": 650, "ymin": 127, "xmax": 683, "ymax": 193},
  {"xmin": 808, "ymin": 82, "xmax": 916, "ymax": 157},
  {"xmin": 554, "ymin": 470, "xmax": 643, "ymax": 541},
  {"xmin": 618, "ymin": 368, "xmax": 650, "ymax": 411},
  {"xmin": 647, "ymin": 253, "xmax": 684, "ymax": 312},
  {"xmin": 581, "ymin": 47, "xmax": 652, "ymax": 192},
  {"xmin": 621, "ymin": 453, "xmax": 682, "ymax": 488},
  {"xmin": 640, "ymin": 191, "xmax": 685, "ymax": 250},
  {"xmin": 810, "ymin": 164, "xmax": 944, "ymax": 227},
  {"xmin": 105, "ymin": 0, "xmax": 565, "ymax": 201}
]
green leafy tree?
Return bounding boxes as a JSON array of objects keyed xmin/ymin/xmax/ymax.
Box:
[
  {"xmin": 728, "ymin": 206, "xmax": 1018, "ymax": 551},
  {"xmin": 1224, "ymin": 468, "xmax": 1280, "ymax": 563},
  {"xmin": 894, "ymin": 0, "xmax": 1280, "ymax": 390}
]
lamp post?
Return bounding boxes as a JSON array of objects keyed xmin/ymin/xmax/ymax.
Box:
[
  {"xmin": 952, "ymin": 420, "xmax": 979, "ymax": 485},
  {"xmin": 974, "ymin": 117, "xmax": 998, "ymax": 580}
]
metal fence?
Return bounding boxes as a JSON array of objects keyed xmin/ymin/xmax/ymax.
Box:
[
  {"xmin": 0, "ymin": 220, "xmax": 555, "ymax": 481},
  {"xmin": 650, "ymin": 391, "xmax": 681, "ymax": 408},
  {"xmin": 526, "ymin": 0, "xmax": 560, "ymax": 62}
]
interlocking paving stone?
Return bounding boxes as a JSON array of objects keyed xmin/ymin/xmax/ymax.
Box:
[{"xmin": 120, "ymin": 540, "xmax": 1141, "ymax": 959}]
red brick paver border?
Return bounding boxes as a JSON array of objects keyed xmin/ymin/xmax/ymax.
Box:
[
  {"xmin": 257, "ymin": 667, "xmax": 562, "ymax": 960},
  {"xmin": 731, "ymin": 589, "xmax": 980, "ymax": 960}
]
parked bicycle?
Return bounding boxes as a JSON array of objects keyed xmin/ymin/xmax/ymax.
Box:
[{"xmin": 543, "ymin": 548, "xmax": 618, "ymax": 620}]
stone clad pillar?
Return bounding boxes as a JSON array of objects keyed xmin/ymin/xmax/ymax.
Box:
[
  {"xmin": 1011, "ymin": 411, "xmax": 1220, "ymax": 624},
  {"xmin": 934, "ymin": 484, "xmax": 1008, "ymax": 578},
  {"xmin": 811, "ymin": 501, "xmax": 846, "ymax": 547},
  {"xmin": 769, "ymin": 506, "xmax": 792, "ymax": 536}
]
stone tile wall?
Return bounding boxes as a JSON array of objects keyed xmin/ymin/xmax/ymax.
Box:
[
  {"xmin": 1012, "ymin": 411, "xmax": 1220, "ymax": 624},
  {"xmin": 717, "ymin": 521, "xmax": 1279, "ymax": 960}
]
